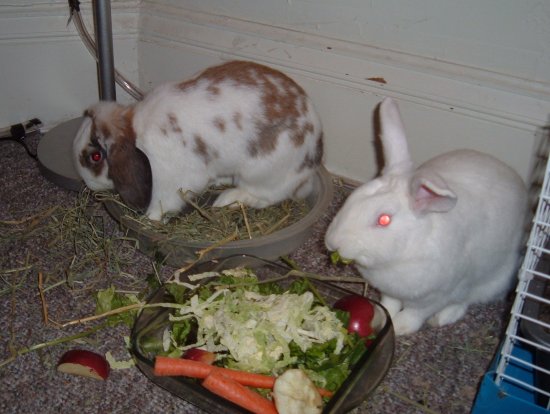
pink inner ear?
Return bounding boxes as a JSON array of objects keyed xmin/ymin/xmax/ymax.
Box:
[
  {"xmin": 417, "ymin": 184, "xmax": 438, "ymax": 200},
  {"xmin": 412, "ymin": 183, "xmax": 457, "ymax": 213}
]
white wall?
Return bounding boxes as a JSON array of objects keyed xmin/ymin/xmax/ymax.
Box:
[
  {"xmin": 0, "ymin": 0, "xmax": 139, "ymax": 129},
  {"xmin": 1, "ymin": 0, "xmax": 549, "ymax": 185},
  {"xmin": 138, "ymin": 0, "xmax": 550, "ymax": 183}
]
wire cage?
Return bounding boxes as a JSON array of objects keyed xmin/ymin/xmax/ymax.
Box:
[{"xmin": 472, "ymin": 141, "xmax": 550, "ymax": 413}]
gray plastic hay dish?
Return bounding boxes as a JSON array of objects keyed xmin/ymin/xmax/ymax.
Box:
[{"xmin": 103, "ymin": 167, "xmax": 333, "ymax": 267}]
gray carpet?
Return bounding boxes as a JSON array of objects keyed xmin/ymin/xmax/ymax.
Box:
[{"xmin": 0, "ymin": 130, "xmax": 513, "ymax": 413}]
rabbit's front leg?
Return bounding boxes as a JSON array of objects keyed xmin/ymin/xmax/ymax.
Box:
[
  {"xmin": 380, "ymin": 294, "xmax": 402, "ymax": 318},
  {"xmin": 427, "ymin": 303, "xmax": 468, "ymax": 327},
  {"xmin": 391, "ymin": 308, "xmax": 432, "ymax": 336}
]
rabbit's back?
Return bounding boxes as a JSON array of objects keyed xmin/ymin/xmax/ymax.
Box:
[
  {"xmin": 422, "ymin": 149, "xmax": 527, "ymax": 240},
  {"xmin": 418, "ymin": 149, "xmax": 527, "ymax": 301}
]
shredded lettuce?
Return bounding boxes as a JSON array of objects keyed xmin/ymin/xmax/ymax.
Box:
[
  {"xmin": 105, "ymin": 351, "xmax": 136, "ymax": 370},
  {"xmin": 160, "ymin": 268, "xmax": 367, "ymax": 389},
  {"xmin": 167, "ymin": 287, "xmax": 347, "ymax": 374},
  {"xmin": 95, "ymin": 286, "xmax": 141, "ymax": 327}
]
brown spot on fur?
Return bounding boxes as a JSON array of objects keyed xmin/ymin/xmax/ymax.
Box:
[
  {"xmin": 167, "ymin": 113, "xmax": 182, "ymax": 134},
  {"xmin": 199, "ymin": 61, "xmax": 308, "ymax": 156},
  {"xmin": 298, "ymin": 133, "xmax": 324, "ymax": 172},
  {"xmin": 233, "ymin": 112, "xmax": 243, "ymax": 130},
  {"xmin": 207, "ymin": 85, "xmax": 221, "ymax": 96},
  {"xmin": 248, "ymin": 123, "xmax": 286, "ymax": 157},
  {"xmin": 177, "ymin": 78, "xmax": 195, "ymax": 92},
  {"xmin": 103, "ymin": 106, "xmax": 140, "ymax": 181},
  {"xmin": 174, "ymin": 61, "xmax": 316, "ymax": 158},
  {"xmin": 94, "ymin": 105, "xmax": 136, "ymax": 145},
  {"xmin": 99, "ymin": 122, "xmax": 111, "ymax": 142},
  {"xmin": 194, "ymin": 135, "xmax": 218, "ymax": 165},
  {"xmin": 213, "ymin": 117, "xmax": 226, "ymax": 133},
  {"xmin": 291, "ymin": 122, "xmax": 314, "ymax": 148}
]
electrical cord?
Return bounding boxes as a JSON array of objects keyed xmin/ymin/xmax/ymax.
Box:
[{"xmin": 0, "ymin": 119, "xmax": 42, "ymax": 159}]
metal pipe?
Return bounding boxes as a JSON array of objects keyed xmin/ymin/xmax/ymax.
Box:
[
  {"xmin": 93, "ymin": 0, "xmax": 116, "ymax": 101},
  {"xmin": 69, "ymin": 2, "xmax": 144, "ymax": 100}
]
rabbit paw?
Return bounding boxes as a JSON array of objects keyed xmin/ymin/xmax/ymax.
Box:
[
  {"xmin": 380, "ymin": 295, "xmax": 402, "ymax": 318},
  {"xmin": 213, "ymin": 188, "xmax": 270, "ymax": 209},
  {"xmin": 145, "ymin": 205, "xmax": 164, "ymax": 222},
  {"xmin": 427, "ymin": 304, "xmax": 468, "ymax": 327},
  {"xmin": 391, "ymin": 310, "xmax": 426, "ymax": 336}
]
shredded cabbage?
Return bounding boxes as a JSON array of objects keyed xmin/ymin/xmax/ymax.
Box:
[{"xmin": 167, "ymin": 272, "xmax": 348, "ymax": 375}]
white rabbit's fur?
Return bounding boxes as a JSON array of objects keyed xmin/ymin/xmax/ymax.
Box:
[
  {"xmin": 325, "ymin": 97, "xmax": 528, "ymax": 335},
  {"xmin": 73, "ymin": 61, "xmax": 324, "ymax": 221}
]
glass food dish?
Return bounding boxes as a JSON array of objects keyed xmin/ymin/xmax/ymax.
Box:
[{"xmin": 130, "ymin": 255, "xmax": 395, "ymax": 413}]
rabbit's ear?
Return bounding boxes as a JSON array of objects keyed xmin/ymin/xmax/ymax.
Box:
[
  {"xmin": 409, "ymin": 171, "xmax": 457, "ymax": 213},
  {"xmin": 109, "ymin": 141, "xmax": 152, "ymax": 211},
  {"xmin": 95, "ymin": 105, "xmax": 152, "ymax": 212},
  {"xmin": 379, "ymin": 98, "xmax": 413, "ymax": 174}
]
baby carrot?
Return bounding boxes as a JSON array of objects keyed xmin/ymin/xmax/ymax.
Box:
[
  {"xmin": 317, "ymin": 387, "xmax": 334, "ymax": 398},
  {"xmin": 154, "ymin": 356, "xmax": 272, "ymax": 387},
  {"xmin": 202, "ymin": 370, "xmax": 278, "ymax": 414},
  {"xmin": 154, "ymin": 356, "xmax": 211, "ymax": 378},
  {"xmin": 216, "ymin": 366, "xmax": 276, "ymax": 389},
  {"xmin": 153, "ymin": 356, "xmax": 334, "ymax": 397}
]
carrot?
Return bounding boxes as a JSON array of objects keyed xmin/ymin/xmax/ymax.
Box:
[
  {"xmin": 216, "ymin": 366, "xmax": 276, "ymax": 389},
  {"xmin": 316, "ymin": 387, "xmax": 334, "ymax": 398},
  {"xmin": 154, "ymin": 356, "xmax": 273, "ymax": 387},
  {"xmin": 202, "ymin": 370, "xmax": 278, "ymax": 414},
  {"xmin": 154, "ymin": 356, "xmax": 334, "ymax": 397},
  {"xmin": 154, "ymin": 356, "xmax": 212, "ymax": 378}
]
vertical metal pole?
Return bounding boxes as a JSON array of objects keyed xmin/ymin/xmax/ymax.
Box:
[{"xmin": 94, "ymin": 0, "xmax": 116, "ymax": 101}]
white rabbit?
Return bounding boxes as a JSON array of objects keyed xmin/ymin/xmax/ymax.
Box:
[
  {"xmin": 325, "ymin": 97, "xmax": 528, "ymax": 335},
  {"xmin": 73, "ymin": 60, "xmax": 324, "ymax": 221}
]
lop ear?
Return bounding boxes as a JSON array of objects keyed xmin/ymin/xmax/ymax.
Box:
[
  {"xmin": 109, "ymin": 142, "xmax": 152, "ymax": 211},
  {"xmin": 409, "ymin": 170, "xmax": 457, "ymax": 213},
  {"xmin": 101, "ymin": 105, "xmax": 152, "ymax": 211},
  {"xmin": 379, "ymin": 98, "xmax": 413, "ymax": 175}
]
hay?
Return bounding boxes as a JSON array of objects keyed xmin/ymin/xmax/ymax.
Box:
[
  {"xmin": 97, "ymin": 189, "xmax": 311, "ymax": 243},
  {"xmin": 0, "ymin": 189, "xmax": 141, "ymax": 297}
]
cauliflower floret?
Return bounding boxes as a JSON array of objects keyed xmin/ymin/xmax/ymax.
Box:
[{"xmin": 273, "ymin": 369, "xmax": 323, "ymax": 414}]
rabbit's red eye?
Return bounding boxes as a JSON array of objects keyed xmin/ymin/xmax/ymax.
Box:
[
  {"xmin": 377, "ymin": 214, "xmax": 392, "ymax": 227},
  {"xmin": 90, "ymin": 151, "xmax": 102, "ymax": 162}
]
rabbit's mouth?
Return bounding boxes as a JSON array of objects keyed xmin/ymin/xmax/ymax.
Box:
[{"xmin": 329, "ymin": 251, "xmax": 354, "ymax": 266}]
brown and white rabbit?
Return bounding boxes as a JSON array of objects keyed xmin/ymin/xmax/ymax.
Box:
[
  {"xmin": 73, "ymin": 61, "xmax": 324, "ymax": 221},
  {"xmin": 325, "ymin": 97, "xmax": 528, "ymax": 335}
]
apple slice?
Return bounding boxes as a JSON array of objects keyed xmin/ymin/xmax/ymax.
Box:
[
  {"xmin": 333, "ymin": 294, "xmax": 375, "ymax": 338},
  {"xmin": 183, "ymin": 348, "xmax": 216, "ymax": 365},
  {"xmin": 57, "ymin": 349, "xmax": 110, "ymax": 380}
]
